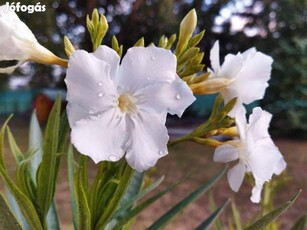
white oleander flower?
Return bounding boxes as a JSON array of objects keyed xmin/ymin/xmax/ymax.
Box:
[
  {"xmin": 0, "ymin": 5, "xmax": 66, "ymax": 73},
  {"xmin": 208, "ymin": 41, "xmax": 273, "ymax": 117},
  {"xmin": 213, "ymin": 107, "xmax": 286, "ymax": 203},
  {"xmin": 65, "ymin": 45, "xmax": 195, "ymax": 172}
]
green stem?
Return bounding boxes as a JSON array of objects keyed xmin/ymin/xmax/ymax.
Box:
[
  {"xmin": 168, "ymin": 135, "xmax": 191, "ymax": 147},
  {"xmin": 94, "ymin": 162, "xmax": 134, "ymax": 229}
]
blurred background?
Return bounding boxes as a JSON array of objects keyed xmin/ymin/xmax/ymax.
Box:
[
  {"xmin": 0, "ymin": 0, "xmax": 306, "ymax": 229},
  {"xmin": 0, "ymin": 0, "xmax": 306, "ymax": 135}
]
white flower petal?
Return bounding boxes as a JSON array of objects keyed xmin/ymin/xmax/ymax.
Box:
[
  {"xmin": 213, "ymin": 142, "xmax": 240, "ymax": 163},
  {"xmin": 248, "ymin": 107, "xmax": 272, "ymax": 138},
  {"xmin": 247, "ymin": 138, "xmax": 285, "ymax": 181},
  {"xmin": 227, "ymin": 161, "xmax": 246, "ymax": 192},
  {"xmin": 219, "ymin": 53, "xmax": 243, "ymax": 79},
  {"xmin": 125, "ymin": 111, "xmax": 169, "ymax": 172},
  {"xmin": 135, "ymin": 76, "xmax": 195, "ymax": 117},
  {"xmin": 234, "ymin": 106, "xmax": 247, "ymax": 139},
  {"xmin": 210, "ymin": 41, "xmax": 220, "ymax": 73},
  {"xmin": 251, "ymin": 179, "xmax": 264, "ymax": 203},
  {"xmin": 71, "ymin": 108, "xmax": 126, "ymax": 163},
  {"xmin": 242, "ymin": 47, "xmax": 257, "ymax": 59},
  {"xmin": 93, "ymin": 45, "xmax": 120, "ymax": 80},
  {"xmin": 225, "ymin": 96, "xmax": 246, "ymax": 118},
  {"xmin": 274, "ymin": 157, "xmax": 287, "ymax": 175},
  {"xmin": 118, "ymin": 46, "xmax": 176, "ymax": 92},
  {"xmin": 65, "ymin": 50, "xmax": 118, "ymax": 115},
  {"xmin": 231, "ymin": 51, "xmax": 273, "ymax": 104},
  {"xmin": 66, "ymin": 102, "xmax": 89, "ymax": 127}
]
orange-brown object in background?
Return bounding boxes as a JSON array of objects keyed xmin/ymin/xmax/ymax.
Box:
[{"xmin": 33, "ymin": 93, "xmax": 54, "ymax": 124}]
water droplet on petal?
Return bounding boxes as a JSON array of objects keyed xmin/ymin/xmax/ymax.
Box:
[
  {"xmin": 159, "ymin": 150, "xmax": 165, "ymax": 156},
  {"xmin": 98, "ymin": 92, "xmax": 104, "ymax": 97},
  {"xmin": 166, "ymin": 79, "xmax": 172, "ymax": 84},
  {"xmin": 98, "ymin": 82, "xmax": 103, "ymax": 86},
  {"xmin": 176, "ymin": 93, "xmax": 181, "ymax": 100},
  {"xmin": 151, "ymin": 56, "xmax": 156, "ymax": 61},
  {"xmin": 109, "ymin": 155, "xmax": 118, "ymax": 161}
]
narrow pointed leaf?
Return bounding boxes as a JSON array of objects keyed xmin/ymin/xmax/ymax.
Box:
[
  {"xmin": 114, "ymin": 175, "xmax": 164, "ymax": 216},
  {"xmin": 6, "ymin": 127, "xmax": 24, "ymax": 163},
  {"xmin": 5, "ymin": 188, "xmax": 30, "ymax": 230},
  {"xmin": 0, "ymin": 166, "xmax": 42, "ymax": 229},
  {"xmin": 46, "ymin": 202, "xmax": 60, "ymax": 230},
  {"xmin": 146, "ymin": 167, "xmax": 227, "ymax": 230},
  {"xmin": 112, "ymin": 173, "xmax": 193, "ymax": 229},
  {"xmin": 75, "ymin": 168, "xmax": 91, "ymax": 230},
  {"xmin": 0, "ymin": 192, "xmax": 22, "ymax": 230},
  {"xmin": 29, "ymin": 111, "xmax": 43, "ymax": 182},
  {"xmin": 244, "ymin": 190, "xmax": 301, "ymax": 230},
  {"xmin": 68, "ymin": 145, "xmax": 78, "ymax": 229},
  {"xmin": 195, "ymin": 199, "xmax": 230, "ymax": 230},
  {"xmin": 37, "ymin": 95, "xmax": 61, "ymax": 221},
  {"xmin": 0, "ymin": 115, "xmax": 13, "ymax": 169},
  {"xmin": 95, "ymin": 163, "xmax": 134, "ymax": 229}
]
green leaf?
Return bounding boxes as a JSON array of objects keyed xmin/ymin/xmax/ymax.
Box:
[
  {"xmin": 146, "ymin": 167, "xmax": 227, "ymax": 230},
  {"xmin": 114, "ymin": 175, "xmax": 164, "ymax": 216},
  {"xmin": 0, "ymin": 192, "xmax": 23, "ymax": 230},
  {"xmin": 230, "ymin": 198, "xmax": 242, "ymax": 230},
  {"xmin": 95, "ymin": 163, "xmax": 134, "ymax": 229},
  {"xmin": 68, "ymin": 145, "xmax": 78, "ymax": 229},
  {"xmin": 112, "ymin": 173, "xmax": 193, "ymax": 229},
  {"xmin": 46, "ymin": 202, "xmax": 60, "ymax": 230},
  {"xmin": 195, "ymin": 199, "xmax": 230, "ymax": 230},
  {"xmin": 15, "ymin": 151, "xmax": 37, "ymax": 202},
  {"xmin": 29, "ymin": 111, "xmax": 60, "ymax": 230},
  {"xmin": 75, "ymin": 166, "xmax": 91, "ymax": 230},
  {"xmin": 0, "ymin": 166, "xmax": 42, "ymax": 229},
  {"xmin": 5, "ymin": 188, "xmax": 30, "ymax": 230},
  {"xmin": 105, "ymin": 172, "xmax": 145, "ymax": 229},
  {"xmin": 29, "ymin": 111, "xmax": 43, "ymax": 183},
  {"xmin": 0, "ymin": 115, "xmax": 13, "ymax": 170},
  {"xmin": 37, "ymin": 95, "xmax": 61, "ymax": 223},
  {"xmin": 244, "ymin": 190, "xmax": 301, "ymax": 230},
  {"xmin": 290, "ymin": 214, "xmax": 307, "ymax": 230},
  {"xmin": 6, "ymin": 126, "xmax": 24, "ymax": 163}
]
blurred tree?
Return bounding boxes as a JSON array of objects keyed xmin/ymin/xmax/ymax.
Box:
[{"xmin": 231, "ymin": 0, "xmax": 307, "ymax": 135}]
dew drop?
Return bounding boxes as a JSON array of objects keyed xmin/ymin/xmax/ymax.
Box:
[
  {"xmin": 176, "ymin": 93, "xmax": 181, "ymax": 100},
  {"xmin": 109, "ymin": 155, "xmax": 118, "ymax": 161},
  {"xmin": 98, "ymin": 82, "xmax": 103, "ymax": 86},
  {"xmin": 151, "ymin": 56, "xmax": 156, "ymax": 61},
  {"xmin": 159, "ymin": 150, "xmax": 165, "ymax": 156},
  {"xmin": 98, "ymin": 92, "xmax": 104, "ymax": 97}
]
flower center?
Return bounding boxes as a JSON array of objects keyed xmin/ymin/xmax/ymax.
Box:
[{"xmin": 118, "ymin": 93, "xmax": 137, "ymax": 113}]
